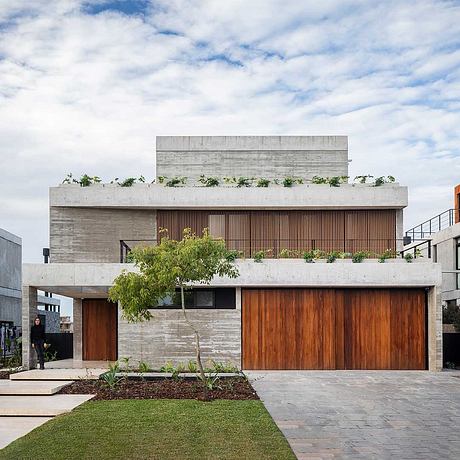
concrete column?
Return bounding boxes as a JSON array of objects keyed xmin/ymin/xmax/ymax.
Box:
[
  {"xmin": 73, "ymin": 299, "xmax": 83, "ymax": 361},
  {"xmin": 22, "ymin": 286, "xmax": 38, "ymax": 370},
  {"xmin": 428, "ymin": 286, "xmax": 443, "ymax": 371},
  {"xmin": 235, "ymin": 287, "xmax": 242, "ymax": 310}
]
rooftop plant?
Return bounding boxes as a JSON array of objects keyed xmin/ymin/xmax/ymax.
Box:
[
  {"xmin": 256, "ymin": 178, "xmax": 270, "ymax": 187},
  {"xmin": 352, "ymin": 250, "xmax": 370, "ymax": 263},
  {"xmin": 165, "ymin": 177, "xmax": 187, "ymax": 187},
  {"xmin": 378, "ymin": 249, "xmax": 397, "ymax": 263},
  {"xmin": 198, "ymin": 175, "xmax": 219, "ymax": 187},
  {"xmin": 354, "ymin": 175, "xmax": 373, "ymax": 184},
  {"xmin": 374, "ymin": 176, "xmax": 396, "ymax": 187},
  {"xmin": 303, "ymin": 249, "xmax": 323, "ymax": 263}
]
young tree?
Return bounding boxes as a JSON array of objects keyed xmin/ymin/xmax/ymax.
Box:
[{"xmin": 108, "ymin": 229, "xmax": 239, "ymax": 391}]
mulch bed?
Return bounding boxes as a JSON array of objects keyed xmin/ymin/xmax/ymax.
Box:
[{"xmin": 59, "ymin": 377, "xmax": 259, "ymax": 401}]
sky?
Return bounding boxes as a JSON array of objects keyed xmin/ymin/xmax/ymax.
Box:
[{"xmin": 1, "ymin": 0, "xmax": 460, "ymax": 315}]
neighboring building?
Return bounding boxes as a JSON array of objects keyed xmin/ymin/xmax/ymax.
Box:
[
  {"xmin": 22, "ymin": 136, "xmax": 442, "ymax": 371},
  {"xmin": 405, "ymin": 185, "xmax": 460, "ymax": 311},
  {"xmin": 0, "ymin": 228, "xmax": 22, "ymax": 329},
  {"xmin": 60, "ymin": 316, "xmax": 73, "ymax": 333}
]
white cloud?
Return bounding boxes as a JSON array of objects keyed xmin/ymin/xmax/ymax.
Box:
[{"xmin": 0, "ymin": 0, "xmax": 459, "ymax": 274}]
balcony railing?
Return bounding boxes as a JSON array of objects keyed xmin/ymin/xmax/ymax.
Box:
[
  {"xmin": 405, "ymin": 208, "xmax": 459, "ymax": 240},
  {"xmin": 120, "ymin": 238, "xmax": 432, "ymax": 263}
]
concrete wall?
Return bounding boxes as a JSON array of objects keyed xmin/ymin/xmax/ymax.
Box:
[
  {"xmin": 156, "ymin": 136, "xmax": 349, "ymax": 182},
  {"xmin": 0, "ymin": 228, "xmax": 22, "ymax": 326},
  {"xmin": 50, "ymin": 184, "xmax": 408, "ymax": 210},
  {"xmin": 50, "ymin": 207, "xmax": 156, "ymax": 263},
  {"xmin": 431, "ymin": 222, "xmax": 460, "ymax": 302},
  {"xmin": 118, "ymin": 308, "xmax": 241, "ymax": 368}
]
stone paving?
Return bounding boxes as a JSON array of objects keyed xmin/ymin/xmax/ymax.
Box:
[{"xmin": 247, "ymin": 371, "xmax": 460, "ymax": 460}]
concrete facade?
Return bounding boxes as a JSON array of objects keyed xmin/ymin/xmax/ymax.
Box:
[
  {"xmin": 23, "ymin": 260, "xmax": 443, "ymax": 371},
  {"xmin": 431, "ymin": 222, "xmax": 460, "ymax": 304},
  {"xmin": 50, "ymin": 207, "xmax": 156, "ymax": 263},
  {"xmin": 0, "ymin": 228, "xmax": 22, "ymax": 327},
  {"xmin": 50, "ymin": 183, "xmax": 408, "ymax": 211},
  {"xmin": 156, "ymin": 135, "xmax": 349, "ymax": 182}
]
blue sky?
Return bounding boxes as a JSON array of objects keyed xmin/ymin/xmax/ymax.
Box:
[{"xmin": 0, "ymin": 0, "xmax": 460, "ymax": 314}]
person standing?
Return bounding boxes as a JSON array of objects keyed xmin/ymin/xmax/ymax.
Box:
[{"xmin": 30, "ymin": 317, "xmax": 46, "ymax": 370}]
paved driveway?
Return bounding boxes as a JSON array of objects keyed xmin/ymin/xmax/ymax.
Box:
[{"xmin": 247, "ymin": 371, "xmax": 460, "ymax": 460}]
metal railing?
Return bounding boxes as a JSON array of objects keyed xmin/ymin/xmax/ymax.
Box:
[
  {"xmin": 405, "ymin": 209, "xmax": 459, "ymax": 240},
  {"xmin": 120, "ymin": 238, "xmax": 432, "ymax": 263}
]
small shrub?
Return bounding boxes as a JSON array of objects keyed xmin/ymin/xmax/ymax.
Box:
[
  {"xmin": 165, "ymin": 177, "xmax": 187, "ymax": 187},
  {"xmin": 253, "ymin": 250, "xmax": 269, "ymax": 263},
  {"xmin": 328, "ymin": 176, "xmax": 341, "ymax": 187},
  {"xmin": 303, "ymin": 249, "xmax": 322, "ymax": 263},
  {"xmin": 352, "ymin": 251, "xmax": 370, "ymax": 263},
  {"xmin": 283, "ymin": 177, "xmax": 295, "ymax": 187},
  {"xmin": 119, "ymin": 177, "xmax": 136, "ymax": 187},
  {"xmin": 225, "ymin": 249, "xmax": 241, "ymax": 262},
  {"xmin": 256, "ymin": 178, "xmax": 270, "ymax": 187},
  {"xmin": 279, "ymin": 248, "xmax": 291, "ymax": 258},
  {"xmin": 311, "ymin": 175, "xmax": 328, "ymax": 184},
  {"xmin": 374, "ymin": 176, "xmax": 396, "ymax": 187},
  {"xmin": 378, "ymin": 249, "xmax": 397, "ymax": 263},
  {"xmin": 223, "ymin": 177, "xmax": 236, "ymax": 185},
  {"xmin": 138, "ymin": 361, "xmax": 150, "ymax": 373},
  {"xmin": 198, "ymin": 175, "xmax": 219, "ymax": 187},
  {"xmin": 157, "ymin": 176, "xmax": 167, "ymax": 184},
  {"xmin": 404, "ymin": 253, "xmax": 414, "ymax": 263},
  {"xmin": 160, "ymin": 361, "xmax": 175, "ymax": 373},
  {"xmin": 326, "ymin": 251, "xmax": 343, "ymax": 263},
  {"xmin": 101, "ymin": 362, "xmax": 121, "ymax": 390},
  {"xmin": 236, "ymin": 177, "xmax": 252, "ymax": 187},
  {"xmin": 211, "ymin": 360, "xmax": 239, "ymax": 373},
  {"xmin": 187, "ymin": 360, "xmax": 198, "ymax": 373},
  {"xmin": 354, "ymin": 175, "xmax": 373, "ymax": 184}
]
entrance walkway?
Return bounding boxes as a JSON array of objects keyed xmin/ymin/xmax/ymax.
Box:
[
  {"xmin": 0, "ymin": 365, "xmax": 101, "ymax": 450},
  {"xmin": 247, "ymin": 371, "xmax": 460, "ymax": 459}
]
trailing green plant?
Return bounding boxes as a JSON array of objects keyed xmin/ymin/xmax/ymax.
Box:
[
  {"xmin": 352, "ymin": 251, "xmax": 370, "ymax": 263},
  {"xmin": 404, "ymin": 253, "xmax": 414, "ymax": 263},
  {"xmin": 165, "ymin": 177, "xmax": 187, "ymax": 187},
  {"xmin": 326, "ymin": 251, "xmax": 343, "ymax": 263},
  {"xmin": 354, "ymin": 175, "xmax": 373, "ymax": 184},
  {"xmin": 236, "ymin": 177, "xmax": 252, "ymax": 187},
  {"xmin": 378, "ymin": 249, "xmax": 397, "ymax": 263},
  {"xmin": 303, "ymin": 249, "xmax": 322, "ymax": 263},
  {"xmin": 101, "ymin": 362, "xmax": 121, "ymax": 390},
  {"xmin": 311, "ymin": 175, "xmax": 328, "ymax": 184},
  {"xmin": 198, "ymin": 175, "xmax": 219, "ymax": 187},
  {"xmin": 253, "ymin": 249, "xmax": 270, "ymax": 263},
  {"xmin": 256, "ymin": 178, "xmax": 270, "ymax": 187}
]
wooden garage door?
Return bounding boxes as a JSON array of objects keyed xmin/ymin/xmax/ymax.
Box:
[
  {"xmin": 242, "ymin": 288, "xmax": 426, "ymax": 370},
  {"xmin": 82, "ymin": 299, "xmax": 117, "ymax": 361}
]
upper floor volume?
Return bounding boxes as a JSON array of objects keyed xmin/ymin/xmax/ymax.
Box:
[{"xmin": 50, "ymin": 135, "xmax": 407, "ymax": 210}]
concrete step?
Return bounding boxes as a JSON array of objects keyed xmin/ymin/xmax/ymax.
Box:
[
  {"xmin": 0, "ymin": 417, "xmax": 52, "ymax": 449},
  {"xmin": 0, "ymin": 395, "xmax": 94, "ymax": 416},
  {"xmin": 0, "ymin": 380, "xmax": 72, "ymax": 395},
  {"xmin": 10, "ymin": 368, "xmax": 106, "ymax": 381}
]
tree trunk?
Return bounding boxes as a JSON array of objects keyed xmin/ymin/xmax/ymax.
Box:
[{"xmin": 180, "ymin": 285, "xmax": 208, "ymax": 399}]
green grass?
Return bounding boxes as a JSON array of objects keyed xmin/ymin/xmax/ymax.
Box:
[{"xmin": 0, "ymin": 400, "xmax": 295, "ymax": 460}]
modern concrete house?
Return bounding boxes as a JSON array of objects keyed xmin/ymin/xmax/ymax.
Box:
[{"xmin": 23, "ymin": 136, "xmax": 443, "ymax": 371}]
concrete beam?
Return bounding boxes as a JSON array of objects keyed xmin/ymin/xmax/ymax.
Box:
[{"xmin": 50, "ymin": 183, "xmax": 408, "ymax": 210}]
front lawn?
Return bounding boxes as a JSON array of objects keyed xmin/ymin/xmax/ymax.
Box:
[{"xmin": 0, "ymin": 400, "xmax": 295, "ymax": 460}]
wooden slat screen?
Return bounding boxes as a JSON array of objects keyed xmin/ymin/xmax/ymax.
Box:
[{"xmin": 157, "ymin": 210, "xmax": 397, "ymax": 255}]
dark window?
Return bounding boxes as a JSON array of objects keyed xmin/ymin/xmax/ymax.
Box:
[{"xmin": 156, "ymin": 288, "xmax": 236, "ymax": 309}]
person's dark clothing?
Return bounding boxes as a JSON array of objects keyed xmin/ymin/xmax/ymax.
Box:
[
  {"xmin": 31, "ymin": 324, "xmax": 46, "ymax": 369},
  {"xmin": 31, "ymin": 324, "xmax": 45, "ymax": 341}
]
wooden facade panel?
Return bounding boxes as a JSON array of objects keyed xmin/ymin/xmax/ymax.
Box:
[
  {"xmin": 82, "ymin": 299, "xmax": 117, "ymax": 361},
  {"xmin": 242, "ymin": 288, "xmax": 426, "ymax": 370},
  {"xmin": 157, "ymin": 210, "xmax": 396, "ymax": 256}
]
